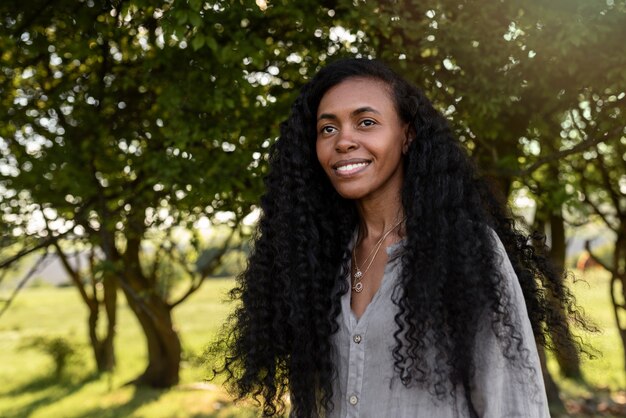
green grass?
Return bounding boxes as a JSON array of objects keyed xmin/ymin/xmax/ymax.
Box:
[
  {"xmin": 0, "ymin": 272, "xmax": 624, "ymax": 417},
  {"xmin": 0, "ymin": 278, "xmax": 261, "ymax": 418},
  {"xmin": 556, "ymin": 270, "xmax": 624, "ymax": 390}
]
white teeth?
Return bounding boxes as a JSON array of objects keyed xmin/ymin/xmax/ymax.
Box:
[{"xmin": 336, "ymin": 162, "xmax": 368, "ymax": 172}]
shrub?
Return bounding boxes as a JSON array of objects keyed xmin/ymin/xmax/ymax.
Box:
[{"xmin": 22, "ymin": 335, "xmax": 83, "ymax": 379}]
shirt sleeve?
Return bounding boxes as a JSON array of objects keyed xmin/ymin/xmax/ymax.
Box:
[{"xmin": 470, "ymin": 231, "xmax": 551, "ymax": 418}]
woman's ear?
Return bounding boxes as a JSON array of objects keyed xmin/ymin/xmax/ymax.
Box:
[{"xmin": 402, "ymin": 124, "xmax": 416, "ymax": 154}]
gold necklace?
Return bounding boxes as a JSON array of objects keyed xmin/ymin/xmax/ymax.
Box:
[{"xmin": 352, "ymin": 217, "xmax": 405, "ymax": 293}]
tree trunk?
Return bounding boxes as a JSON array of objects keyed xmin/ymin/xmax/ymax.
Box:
[
  {"xmin": 54, "ymin": 243, "xmax": 117, "ymax": 373},
  {"xmin": 122, "ymin": 282, "xmax": 181, "ymax": 387},
  {"xmin": 609, "ymin": 230, "xmax": 626, "ymax": 379},
  {"xmin": 118, "ymin": 231, "xmax": 182, "ymax": 387},
  {"xmin": 89, "ymin": 272, "xmax": 117, "ymax": 373},
  {"xmin": 547, "ymin": 212, "xmax": 583, "ymax": 379},
  {"xmin": 533, "ymin": 205, "xmax": 583, "ymax": 379},
  {"xmin": 610, "ymin": 274, "xmax": 626, "ymax": 377}
]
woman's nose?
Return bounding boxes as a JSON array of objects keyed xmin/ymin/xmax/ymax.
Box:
[{"xmin": 335, "ymin": 129, "xmax": 359, "ymax": 153}]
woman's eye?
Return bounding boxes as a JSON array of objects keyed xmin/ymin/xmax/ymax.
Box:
[
  {"xmin": 360, "ymin": 119, "xmax": 376, "ymax": 127},
  {"xmin": 320, "ymin": 126, "xmax": 336, "ymax": 134}
]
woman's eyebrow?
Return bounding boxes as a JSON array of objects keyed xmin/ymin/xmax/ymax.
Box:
[
  {"xmin": 317, "ymin": 113, "xmax": 337, "ymax": 121},
  {"xmin": 352, "ymin": 106, "xmax": 381, "ymax": 116},
  {"xmin": 317, "ymin": 106, "xmax": 381, "ymax": 121}
]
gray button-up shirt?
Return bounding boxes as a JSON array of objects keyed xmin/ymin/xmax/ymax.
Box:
[{"xmin": 328, "ymin": 233, "xmax": 550, "ymax": 418}]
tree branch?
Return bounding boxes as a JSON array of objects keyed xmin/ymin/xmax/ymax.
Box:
[
  {"xmin": 0, "ymin": 268, "xmax": 9, "ymax": 287},
  {"xmin": 579, "ymin": 171, "xmax": 620, "ymax": 231},
  {"xmin": 0, "ymin": 232, "xmax": 68, "ymax": 270},
  {"xmin": 88, "ymin": 247, "xmax": 101, "ymax": 306},
  {"xmin": 42, "ymin": 211, "xmax": 95, "ymax": 308},
  {"xmin": 168, "ymin": 225, "xmax": 239, "ymax": 309},
  {"xmin": 0, "ymin": 252, "xmax": 53, "ymax": 319},
  {"xmin": 516, "ymin": 125, "xmax": 622, "ymax": 177},
  {"xmin": 53, "ymin": 241, "xmax": 94, "ymax": 307},
  {"xmin": 585, "ymin": 240, "xmax": 613, "ymax": 273},
  {"xmin": 596, "ymin": 151, "xmax": 623, "ymax": 216},
  {"xmin": 148, "ymin": 240, "xmax": 167, "ymax": 284}
]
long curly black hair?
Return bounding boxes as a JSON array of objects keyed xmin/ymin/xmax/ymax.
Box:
[{"xmin": 214, "ymin": 58, "xmax": 588, "ymax": 417}]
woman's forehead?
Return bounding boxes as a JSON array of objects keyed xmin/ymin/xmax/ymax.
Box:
[{"xmin": 317, "ymin": 77, "xmax": 394, "ymax": 116}]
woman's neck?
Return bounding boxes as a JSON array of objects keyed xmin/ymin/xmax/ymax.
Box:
[{"xmin": 355, "ymin": 195, "xmax": 405, "ymax": 240}]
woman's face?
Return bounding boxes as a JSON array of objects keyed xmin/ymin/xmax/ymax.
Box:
[{"xmin": 315, "ymin": 77, "xmax": 410, "ymax": 202}]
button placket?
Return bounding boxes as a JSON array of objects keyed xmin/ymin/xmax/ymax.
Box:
[{"xmin": 345, "ymin": 315, "xmax": 367, "ymax": 416}]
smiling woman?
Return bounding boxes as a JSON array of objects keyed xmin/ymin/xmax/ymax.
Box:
[{"xmin": 215, "ymin": 59, "xmax": 585, "ymax": 418}]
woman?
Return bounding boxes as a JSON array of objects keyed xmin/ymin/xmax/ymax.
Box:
[{"xmin": 216, "ymin": 59, "xmax": 583, "ymax": 417}]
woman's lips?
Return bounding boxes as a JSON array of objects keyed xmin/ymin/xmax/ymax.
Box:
[{"xmin": 332, "ymin": 160, "xmax": 371, "ymax": 176}]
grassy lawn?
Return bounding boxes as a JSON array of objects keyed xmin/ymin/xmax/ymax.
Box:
[
  {"xmin": 0, "ymin": 278, "xmax": 263, "ymax": 418},
  {"xmin": 0, "ymin": 271, "xmax": 624, "ymax": 417}
]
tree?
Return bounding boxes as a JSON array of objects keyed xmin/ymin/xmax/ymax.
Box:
[{"xmin": 0, "ymin": 0, "xmax": 368, "ymax": 386}]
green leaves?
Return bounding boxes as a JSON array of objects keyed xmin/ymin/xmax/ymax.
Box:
[
  {"xmin": 191, "ymin": 34, "xmax": 204, "ymax": 50},
  {"xmin": 1, "ymin": 0, "xmax": 624, "ymax": 249}
]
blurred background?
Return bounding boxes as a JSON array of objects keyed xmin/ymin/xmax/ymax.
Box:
[{"xmin": 0, "ymin": 0, "xmax": 625, "ymax": 417}]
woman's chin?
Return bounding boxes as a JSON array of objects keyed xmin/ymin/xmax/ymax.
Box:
[{"xmin": 333, "ymin": 187, "xmax": 368, "ymax": 201}]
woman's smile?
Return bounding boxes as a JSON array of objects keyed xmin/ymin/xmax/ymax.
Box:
[{"xmin": 333, "ymin": 159, "xmax": 372, "ymax": 177}]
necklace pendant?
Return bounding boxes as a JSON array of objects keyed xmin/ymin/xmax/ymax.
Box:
[
  {"xmin": 353, "ymin": 281, "xmax": 363, "ymax": 293},
  {"xmin": 353, "ymin": 270, "xmax": 363, "ymax": 280}
]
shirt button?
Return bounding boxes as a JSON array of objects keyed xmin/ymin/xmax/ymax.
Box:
[
  {"xmin": 353, "ymin": 334, "xmax": 362, "ymax": 344},
  {"xmin": 349, "ymin": 395, "xmax": 358, "ymax": 405}
]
